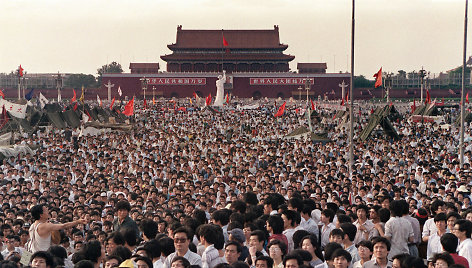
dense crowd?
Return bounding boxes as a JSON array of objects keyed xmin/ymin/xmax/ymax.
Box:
[{"xmin": 0, "ymin": 99, "xmax": 471, "ymax": 268}]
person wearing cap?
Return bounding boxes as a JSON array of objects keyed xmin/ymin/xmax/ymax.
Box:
[{"xmin": 228, "ymin": 228, "xmax": 249, "ymax": 261}]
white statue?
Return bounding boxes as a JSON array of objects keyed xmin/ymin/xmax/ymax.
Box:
[{"xmin": 213, "ymin": 70, "xmax": 226, "ymax": 106}]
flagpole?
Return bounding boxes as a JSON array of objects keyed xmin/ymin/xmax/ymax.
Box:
[
  {"xmin": 349, "ymin": 0, "xmax": 355, "ymax": 175},
  {"xmin": 460, "ymin": 0, "xmax": 468, "ymax": 167},
  {"xmin": 221, "ymin": 30, "xmax": 224, "ymax": 72}
]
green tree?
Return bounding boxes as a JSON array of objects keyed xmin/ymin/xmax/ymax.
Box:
[
  {"xmin": 66, "ymin": 74, "xmax": 97, "ymax": 89},
  {"xmin": 97, "ymin": 61, "xmax": 123, "ymax": 85},
  {"xmin": 354, "ymin": 75, "xmax": 374, "ymax": 88}
]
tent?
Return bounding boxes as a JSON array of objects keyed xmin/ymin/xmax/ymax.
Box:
[{"xmin": 359, "ymin": 105, "xmax": 399, "ymax": 141}]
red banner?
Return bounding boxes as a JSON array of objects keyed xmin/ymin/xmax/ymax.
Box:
[
  {"xmin": 146, "ymin": 78, "xmax": 206, "ymax": 85},
  {"xmin": 250, "ymin": 78, "xmax": 314, "ymax": 85}
]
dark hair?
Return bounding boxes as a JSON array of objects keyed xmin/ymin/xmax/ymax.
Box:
[
  {"xmin": 455, "ymin": 219, "xmax": 472, "ymax": 238},
  {"xmin": 120, "ymin": 227, "xmax": 138, "ymax": 247},
  {"xmin": 321, "ymin": 209, "xmax": 335, "ymax": 222},
  {"xmin": 30, "ymin": 251, "xmax": 55, "ymax": 268},
  {"xmin": 173, "ymin": 227, "xmax": 191, "ymax": 240},
  {"xmin": 225, "ymin": 241, "xmax": 242, "ymax": 253},
  {"xmin": 434, "ymin": 213, "xmax": 447, "ymax": 223},
  {"xmin": 282, "ymin": 253, "xmax": 303, "ymax": 267},
  {"xmin": 292, "ymin": 230, "xmax": 310, "ymax": 250},
  {"xmin": 389, "ymin": 200, "xmax": 404, "ymax": 217},
  {"xmin": 391, "ymin": 253, "xmax": 409, "ymax": 266},
  {"xmin": 107, "ymin": 232, "xmax": 125, "ymax": 246},
  {"xmin": 267, "ymin": 239, "xmax": 288, "ymax": 257},
  {"xmin": 48, "ymin": 245, "xmax": 68, "ymax": 260},
  {"xmin": 159, "ymin": 237, "xmax": 175, "ymax": 257},
  {"xmin": 371, "ymin": 236, "xmax": 391, "ymax": 251},
  {"xmin": 440, "ymin": 233, "xmax": 459, "ymax": 253},
  {"xmin": 134, "ymin": 256, "xmax": 153, "ymax": 268},
  {"xmin": 300, "ymin": 235, "xmax": 324, "ymax": 261},
  {"xmin": 199, "ymin": 224, "xmax": 219, "ymax": 245},
  {"xmin": 323, "ymin": 242, "xmax": 343, "ymax": 261},
  {"xmin": 105, "ymin": 255, "xmax": 123, "ymax": 265},
  {"xmin": 140, "ymin": 219, "xmax": 158, "ymax": 240},
  {"xmin": 337, "ymin": 214, "xmax": 352, "ymax": 224},
  {"xmin": 250, "ymin": 230, "xmax": 266, "ymax": 244},
  {"xmin": 378, "ymin": 208, "xmax": 391, "ymax": 223},
  {"xmin": 331, "ymin": 248, "xmax": 352, "ymax": 263},
  {"xmin": 267, "ymin": 215, "xmax": 284, "ymax": 234},
  {"xmin": 282, "ymin": 210, "xmax": 299, "ymax": 227},
  {"xmin": 255, "ymin": 256, "xmax": 273, "ymax": 268},
  {"xmin": 31, "ymin": 204, "xmax": 45, "ymax": 221},
  {"xmin": 340, "ymin": 223, "xmax": 357, "ymax": 242},
  {"xmin": 432, "ymin": 253, "xmax": 454, "ymax": 267},
  {"xmin": 143, "ymin": 239, "xmax": 161, "ymax": 260},
  {"xmin": 230, "ymin": 200, "xmax": 247, "ymax": 214},
  {"xmin": 288, "ymin": 198, "xmax": 304, "ymax": 212},
  {"xmin": 357, "ymin": 240, "xmax": 373, "ymax": 252},
  {"xmin": 212, "ymin": 210, "xmax": 230, "ymax": 226},
  {"xmin": 81, "ymin": 240, "xmax": 102, "ymax": 263},
  {"xmin": 110, "ymin": 245, "xmax": 132, "ymax": 261},
  {"xmin": 431, "ymin": 200, "xmax": 445, "ymax": 215},
  {"xmin": 231, "ymin": 261, "xmax": 250, "ymax": 268},
  {"xmin": 171, "ymin": 256, "xmax": 190, "ymax": 268},
  {"xmin": 329, "ymin": 229, "xmax": 344, "ymax": 238},
  {"xmin": 115, "ymin": 200, "xmax": 131, "ymax": 212},
  {"xmin": 74, "ymin": 260, "xmax": 94, "ymax": 268}
]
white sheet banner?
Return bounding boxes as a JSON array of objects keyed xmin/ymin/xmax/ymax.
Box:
[{"xmin": 0, "ymin": 99, "xmax": 27, "ymax": 119}]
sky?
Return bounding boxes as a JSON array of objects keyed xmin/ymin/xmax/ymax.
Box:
[{"xmin": 0, "ymin": 0, "xmax": 469, "ymax": 77}]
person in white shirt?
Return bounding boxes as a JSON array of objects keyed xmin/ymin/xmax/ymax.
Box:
[
  {"xmin": 281, "ymin": 210, "xmax": 299, "ymax": 252},
  {"xmin": 453, "ymin": 219, "xmax": 472, "ymax": 266},
  {"xmin": 319, "ymin": 209, "xmax": 335, "ymax": 249},
  {"xmin": 427, "ymin": 213, "xmax": 448, "ymax": 261},
  {"xmin": 163, "ymin": 227, "xmax": 201, "ymax": 268},
  {"xmin": 422, "ymin": 200, "xmax": 446, "ymax": 243}
]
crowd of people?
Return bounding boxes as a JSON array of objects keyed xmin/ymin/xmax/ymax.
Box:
[{"xmin": 0, "ymin": 99, "xmax": 470, "ymax": 268}]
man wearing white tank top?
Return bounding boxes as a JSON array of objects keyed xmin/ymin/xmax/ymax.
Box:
[{"xmin": 28, "ymin": 204, "xmax": 87, "ymax": 253}]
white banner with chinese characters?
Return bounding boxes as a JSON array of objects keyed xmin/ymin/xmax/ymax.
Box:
[{"xmin": 0, "ymin": 99, "xmax": 27, "ymax": 119}]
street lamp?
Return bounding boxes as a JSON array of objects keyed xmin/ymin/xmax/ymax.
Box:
[
  {"xmin": 298, "ymin": 86, "xmax": 303, "ymax": 101},
  {"xmin": 140, "ymin": 77, "xmax": 148, "ymax": 101},
  {"xmin": 152, "ymin": 86, "xmax": 156, "ymax": 100},
  {"xmin": 384, "ymin": 73, "xmax": 393, "ymax": 103},
  {"xmin": 55, "ymin": 72, "xmax": 63, "ymax": 102},
  {"xmin": 419, "ymin": 68, "xmax": 427, "ymax": 104},
  {"xmin": 305, "ymin": 78, "xmax": 311, "ymax": 105}
]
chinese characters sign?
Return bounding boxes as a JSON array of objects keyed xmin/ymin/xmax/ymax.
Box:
[
  {"xmin": 146, "ymin": 78, "xmax": 206, "ymax": 85},
  {"xmin": 250, "ymin": 78, "xmax": 314, "ymax": 85}
]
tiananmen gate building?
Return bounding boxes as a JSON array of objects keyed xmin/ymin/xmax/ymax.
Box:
[{"xmin": 102, "ymin": 26, "xmax": 350, "ymax": 100}]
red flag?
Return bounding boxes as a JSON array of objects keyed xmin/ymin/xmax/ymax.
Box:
[
  {"xmin": 370, "ymin": 108, "xmax": 374, "ymax": 114},
  {"xmin": 411, "ymin": 99, "xmax": 416, "ymax": 113},
  {"xmin": 206, "ymin": 93, "xmax": 212, "ymax": 106},
  {"xmin": 177, "ymin": 107, "xmax": 187, "ymax": 112},
  {"xmin": 73, "ymin": 102, "xmax": 78, "ymax": 111},
  {"xmin": 144, "ymin": 98, "xmax": 147, "ymax": 109},
  {"xmin": 123, "ymin": 97, "xmax": 134, "ymax": 116},
  {"xmin": 389, "ymin": 102, "xmax": 393, "ymax": 107},
  {"xmin": 71, "ymin": 89, "xmax": 77, "ymax": 103},
  {"xmin": 274, "ymin": 101, "xmax": 286, "ymax": 117},
  {"xmin": 223, "ymin": 34, "xmax": 229, "ymax": 47},
  {"xmin": 109, "ymin": 97, "xmax": 115, "ymax": 110},
  {"xmin": 225, "ymin": 94, "xmax": 230, "ymax": 104},
  {"xmin": 426, "ymin": 89, "xmax": 431, "ymax": 104},
  {"xmin": 467, "ymin": 93, "xmax": 470, "ymax": 104},
  {"xmin": 0, "ymin": 105, "xmax": 9, "ymax": 130},
  {"xmin": 373, "ymin": 67, "xmax": 382, "ymax": 88},
  {"xmin": 310, "ymin": 99, "xmax": 315, "ymax": 110},
  {"xmin": 19, "ymin": 65, "xmax": 24, "ymax": 77},
  {"xmin": 0, "ymin": 90, "xmax": 4, "ymax": 99}
]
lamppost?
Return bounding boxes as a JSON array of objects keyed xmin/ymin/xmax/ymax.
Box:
[
  {"xmin": 298, "ymin": 86, "xmax": 303, "ymax": 100},
  {"xmin": 22, "ymin": 73, "xmax": 28, "ymax": 99},
  {"xmin": 152, "ymin": 86, "xmax": 156, "ymax": 100},
  {"xmin": 384, "ymin": 73, "xmax": 393, "ymax": 103},
  {"xmin": 305, "ymin": 78, "xmax": 311, "ymax": 105},
  {"xmin": 55, "ymin": 72, "xmax": 63, "ymax": 102},
  {"xmin": 140, "ymin": 77, "xmax": 148, "ymax": 101},
  {"xmin": 419, "ymin": 68, "xmax": 427, "ymax": 104}
]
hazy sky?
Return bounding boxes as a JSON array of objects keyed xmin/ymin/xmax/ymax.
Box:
[{"xmin": 0, "ymin": 0, "xmax": 468, "ymax": 77}]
